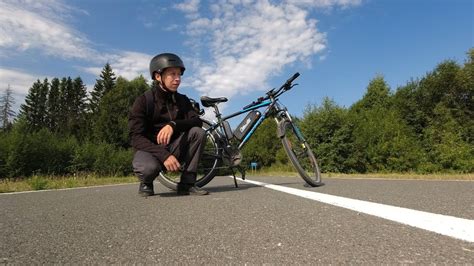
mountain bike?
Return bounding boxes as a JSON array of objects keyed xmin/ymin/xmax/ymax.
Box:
[{"xmin": 157, "ymin": 73, "xmax": 322, "ymax": 189}]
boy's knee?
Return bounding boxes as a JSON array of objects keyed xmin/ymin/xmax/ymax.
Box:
[
  {"xmin": 134, "ymin": 161, "xmax": 160, "ymax": 178},
  {"xmin": 132, "ymin": 151, "xmax": 161, "ymax": 180},
  {"xmin": 189, "ymin": 127, "xmax": 205, "ymax": 139}
]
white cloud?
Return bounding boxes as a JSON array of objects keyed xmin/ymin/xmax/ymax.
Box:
[
  {"xmin": 285, "ymin": 0, "xmax": 362, "ymax": 8},
  {"xmin": 0, "ymin": 68, "xmax": 43, "ymax": 97},
  {"xmin": 164, "ymin": 24, "xmax": 180, "ymax": 31},
  {"xmin": 0, "ymin": 0, "xmax": 98, "ymax": 61},
  {"xmin": 174, "ymin": 0, "xmax": 200, "ymax": 15},
  {"xmin": 109, "ymin": 51, "xmax": 151, "ymax": 80},
  {"xmin": 177, "ymin": 0, "xmax": 341, "ymax": 100},
  {"xmin": 82, "ymin": 51, "xmax": 151, "ymax": 81},
  {"xmin": 1, "ymin": 0, "xmax": 152, "ymax": 86}
]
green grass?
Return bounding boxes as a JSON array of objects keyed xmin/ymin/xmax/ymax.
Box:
[
  {"xmin": 248, "ymin": 167, "xmax": 473, "ymax": 181},
  {"xmin": 0, "ymin": 174, "xmax": 137, "ymax": 193},
  {"xmin": 323, "ymin": 172, "xmax": 474, "ymax": 181},
  {"xmin": 1, "ymin": 170, "xmax": 472, "ymax": 193}
]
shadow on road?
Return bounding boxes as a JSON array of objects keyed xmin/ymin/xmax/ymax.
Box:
[
  {"xmin": 157, "ymin": 183, "xmax": 258, "ymax": 197},
  {"xmin": 155, "ymin": 179, "xmax": 325, "ymax": 197}
]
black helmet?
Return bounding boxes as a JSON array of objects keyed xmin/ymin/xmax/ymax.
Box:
[{"xmin": 149, "ymin": 53, "xmax": 185, "ymax": 80}]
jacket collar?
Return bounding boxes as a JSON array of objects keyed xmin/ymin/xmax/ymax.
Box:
[{"xmin": 153, "ymin": 83, "xmax": 176, "ymax": 102}]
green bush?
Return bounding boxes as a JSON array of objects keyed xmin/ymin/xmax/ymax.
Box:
[
  {"xmin": 71, "ymin": 142, "xmax": 133, "ymax": 176},
  {"xmin": 5, "ymin": 129, "xmax": 77, "ymax": 176},
  {"xmin": 29, "ymin": 175, "xmax": 49, "ymax": 190},
  {"xmin": 71, "ymin": 141, "xmax": 100, "ymax": 172},
  {"xmin": 0, "ymin": 132, "xmax": 10, "ymax": 178}
]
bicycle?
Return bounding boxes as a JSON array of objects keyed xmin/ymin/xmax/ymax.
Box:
[{"xmin": 157, "ymin": 73, "xmax": 322, "ymax": 189}]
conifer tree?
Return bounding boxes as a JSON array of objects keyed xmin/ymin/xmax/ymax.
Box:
[
  {"xmin": 70, "ymin": 77, "xmax": 88, "ymax": 138},
  {"xmin": 89, "ymin": 80, "xmax": 104, "ymax": 115},
  {"xmin": 57, "ymin": 77, "xmax": 74, "ymax": 134},
  {"xmin": 89, "ymin": 63, "xmax": 116, "ymax": 115},
  {"xmin": 0, "ymin": 84, "xmax": 16, "ymax": 131},
  {"xmin": 47, "ymin": 78, "xmax": 61, "ymax": 132},
  {"xmin": 101, "ymin": 63, "xmax": 116, "ymax": 95},
  {"xmin": 93, "ymin": 76, "xmax": 148, "ymax": 146},
  {"xmin": 19, "ymin": 79, "xmax": 49, "ymax": 131}
]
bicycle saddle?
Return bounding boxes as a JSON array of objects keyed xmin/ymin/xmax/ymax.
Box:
[{"xmin": 200, "ymin": 96, "xmax": 228, "ymax": 107}]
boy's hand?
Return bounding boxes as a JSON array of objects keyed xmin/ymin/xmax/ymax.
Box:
[
  {"xmin": 164, "ymin": 155, "xmax": 180, "ymax": 172},
  {"xmin": 157, "ymin": 125, "xmax": 174, "ymax": 145}
]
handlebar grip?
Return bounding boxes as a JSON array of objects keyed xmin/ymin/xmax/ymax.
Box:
[{"xmin": 286, "ymin": 72, "xmax": 300, "ymax": 84}]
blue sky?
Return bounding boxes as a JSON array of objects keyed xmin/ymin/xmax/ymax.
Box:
[{"xmin": 0, "ymin": 0, "xmax": 472, "ymax": 120}]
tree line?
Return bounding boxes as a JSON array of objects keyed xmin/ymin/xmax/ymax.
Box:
[
  {"xmin": 243, "ymin": 49, "xmax": 473, "ymax": 173},
  {"xmin": 0, "ymin": 50, "xmax": 472, "ymax": 178}
]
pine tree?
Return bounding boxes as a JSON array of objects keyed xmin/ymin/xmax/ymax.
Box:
[
  {"xmin": 57, "ymin": 77, "xmax": 74, "ymax": 134},
  {"xmin": 89, "ymin": 80, "xmax": 104, "ymax": 115},
  {"xmin": 101, "ymin": 63, "xmax": 116, "ymax": 95},
  {"xmin": 0, "ymin": 84, "xmax": 16, "ymax": 131},
  {"xmin": 93, "ymin": 76, "xmax": 148, "ymax": 146},
  {"xmin": 19, "ymin": 79, "xmax": 49, "ymax": 131},
  {"xmin": 70, "ymin": 77, "xmax": 88, "ymax": 139},
  {"xmin": 47, "ymin": 78, "xmax": 61, "ymax": 132},
  {"xmin": 89, "ymin": 63, "xmax": 116, "ymax": 115},
  {"xmin": 38, "ymin": 78, "xmax": 49, "ymax": 129}
]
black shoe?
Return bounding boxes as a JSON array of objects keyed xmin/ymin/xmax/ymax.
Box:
[
  {"xmin": 177, "ymin": 184, "xmax": 209, "ymax": 196},
  {"xmin": 138, "ymin": 182, "xmax": 154, "ymax": 196}
]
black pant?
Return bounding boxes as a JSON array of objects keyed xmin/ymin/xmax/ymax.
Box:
[{"xmin": 132, "ymin": 127, "xmax": 206, "ymax": 184}]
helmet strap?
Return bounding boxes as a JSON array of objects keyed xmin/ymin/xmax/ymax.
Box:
[{"xmin": 156, "ymin": 72, "xmax": 173, "ymax": 93}]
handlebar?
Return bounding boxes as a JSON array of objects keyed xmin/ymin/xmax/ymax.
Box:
[
  {"xmin": 285, "ymin": 72, "xmax": 300, "ymax": 86},
  {"xmin": 242, "ymin": 72, "xmax": 300, "ymax": 110}
]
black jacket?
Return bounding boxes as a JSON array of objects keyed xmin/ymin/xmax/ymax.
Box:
[{"xmin": 128, "ymin": 84, "xmax": 202, "ymax": 162}]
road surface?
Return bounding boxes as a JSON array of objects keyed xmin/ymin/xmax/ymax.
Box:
[{"xmin": 1, "ymin": 176, "xmax": 473, "ymax": 264}]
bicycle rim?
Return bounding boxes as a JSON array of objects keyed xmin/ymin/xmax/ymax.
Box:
[
  {"xmin": 157, "ymin": 126, "xmax": 219, "ymax": 190},
  {"xmin": 281, "ymin": 121, "xmax": 322, "ymax": 186}
]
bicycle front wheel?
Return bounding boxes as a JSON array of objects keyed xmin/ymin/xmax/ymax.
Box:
[
  {"xmin": 156, "ymin": 122, "xmax": 220, "ymax": 190},
  {"xmin": 280, "ymin": 120, "xmax": 322, "ymax": 187}
]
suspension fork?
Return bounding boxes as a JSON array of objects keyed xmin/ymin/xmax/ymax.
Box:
[{"xmin": 274, "ymin": 109, "xmax": 306, "ymax": 141}]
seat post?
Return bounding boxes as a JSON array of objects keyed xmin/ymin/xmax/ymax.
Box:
[{"xmin": 212, "ymin": 105, "xmax": 222, "ymax": 120}]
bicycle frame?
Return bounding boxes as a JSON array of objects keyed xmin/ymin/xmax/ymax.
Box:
[
  {"xmin": 206, "ymin": 96, "xmax": 290, "ymax": 150},
  {"xmin": 200, "ymin": 72, "xmax": 303, "ymax": 169}
]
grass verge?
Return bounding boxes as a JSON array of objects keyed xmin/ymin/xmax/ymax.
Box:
[
  {"xmin": 0, "ymin": 174, "xmax": 137, "ymax": 193},
  {"xmin": 1, "ymin": 171, "xmax": 472, "ymax": 193},
  {"xmin": 248, "ymin": 168, "xmax": 473, "ymax": 181},
  {"xmin": 323, "ymin": 172, "xmax": 474, "ymax": 181}
]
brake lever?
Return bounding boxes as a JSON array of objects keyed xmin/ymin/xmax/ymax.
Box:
[{"xmin": 289, "ymin": 83, "xmax": 298, "ymax": 90}]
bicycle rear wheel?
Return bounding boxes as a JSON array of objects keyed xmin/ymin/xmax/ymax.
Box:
[
  {"xmin": 156, "ymin": 122, "xmax": 220, "ymax": 190},
  {"xmin": 280, "ymin": 120, "xmax": 322, "ymax": 187}
]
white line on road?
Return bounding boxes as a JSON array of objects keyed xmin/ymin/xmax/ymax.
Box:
[{"xmin": 238, "ymin": 177, "xmax": 474, "ymax": 243}]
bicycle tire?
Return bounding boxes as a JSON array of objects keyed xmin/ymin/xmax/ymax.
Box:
[
  {"xmin": 280, "ymin": 120, "xmax": 323, "ymax": 187},
  {"xmin": 156, "ymin": 121, "xmax": 220, "ymax": 190}
]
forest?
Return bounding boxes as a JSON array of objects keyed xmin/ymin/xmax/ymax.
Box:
[{"xmin": 0, "ymin": 49, "xmax": 472, "ymax": 178}]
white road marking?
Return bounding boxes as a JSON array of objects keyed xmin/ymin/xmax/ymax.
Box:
[{"xmin": 238, "ymin": 177, "xmax": 474, "ymax": 243}]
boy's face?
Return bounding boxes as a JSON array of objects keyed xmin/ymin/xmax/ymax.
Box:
[{"xmin": 157, "ymin": 67, "xmax": 182, "ymax": 92}]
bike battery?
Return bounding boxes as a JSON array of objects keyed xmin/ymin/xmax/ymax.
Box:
[
  {"xmin": 222, "ymin": 120, "xmax": 234, "ymax": 140},
  {"xmin": 233, "ymin": 110, "xmax": 261, "ymax": 141}
]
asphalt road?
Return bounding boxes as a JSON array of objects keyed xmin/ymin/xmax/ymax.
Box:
[{"xmin": 1, "ymin": 176, "xmax": 473, "ymax": 264}]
